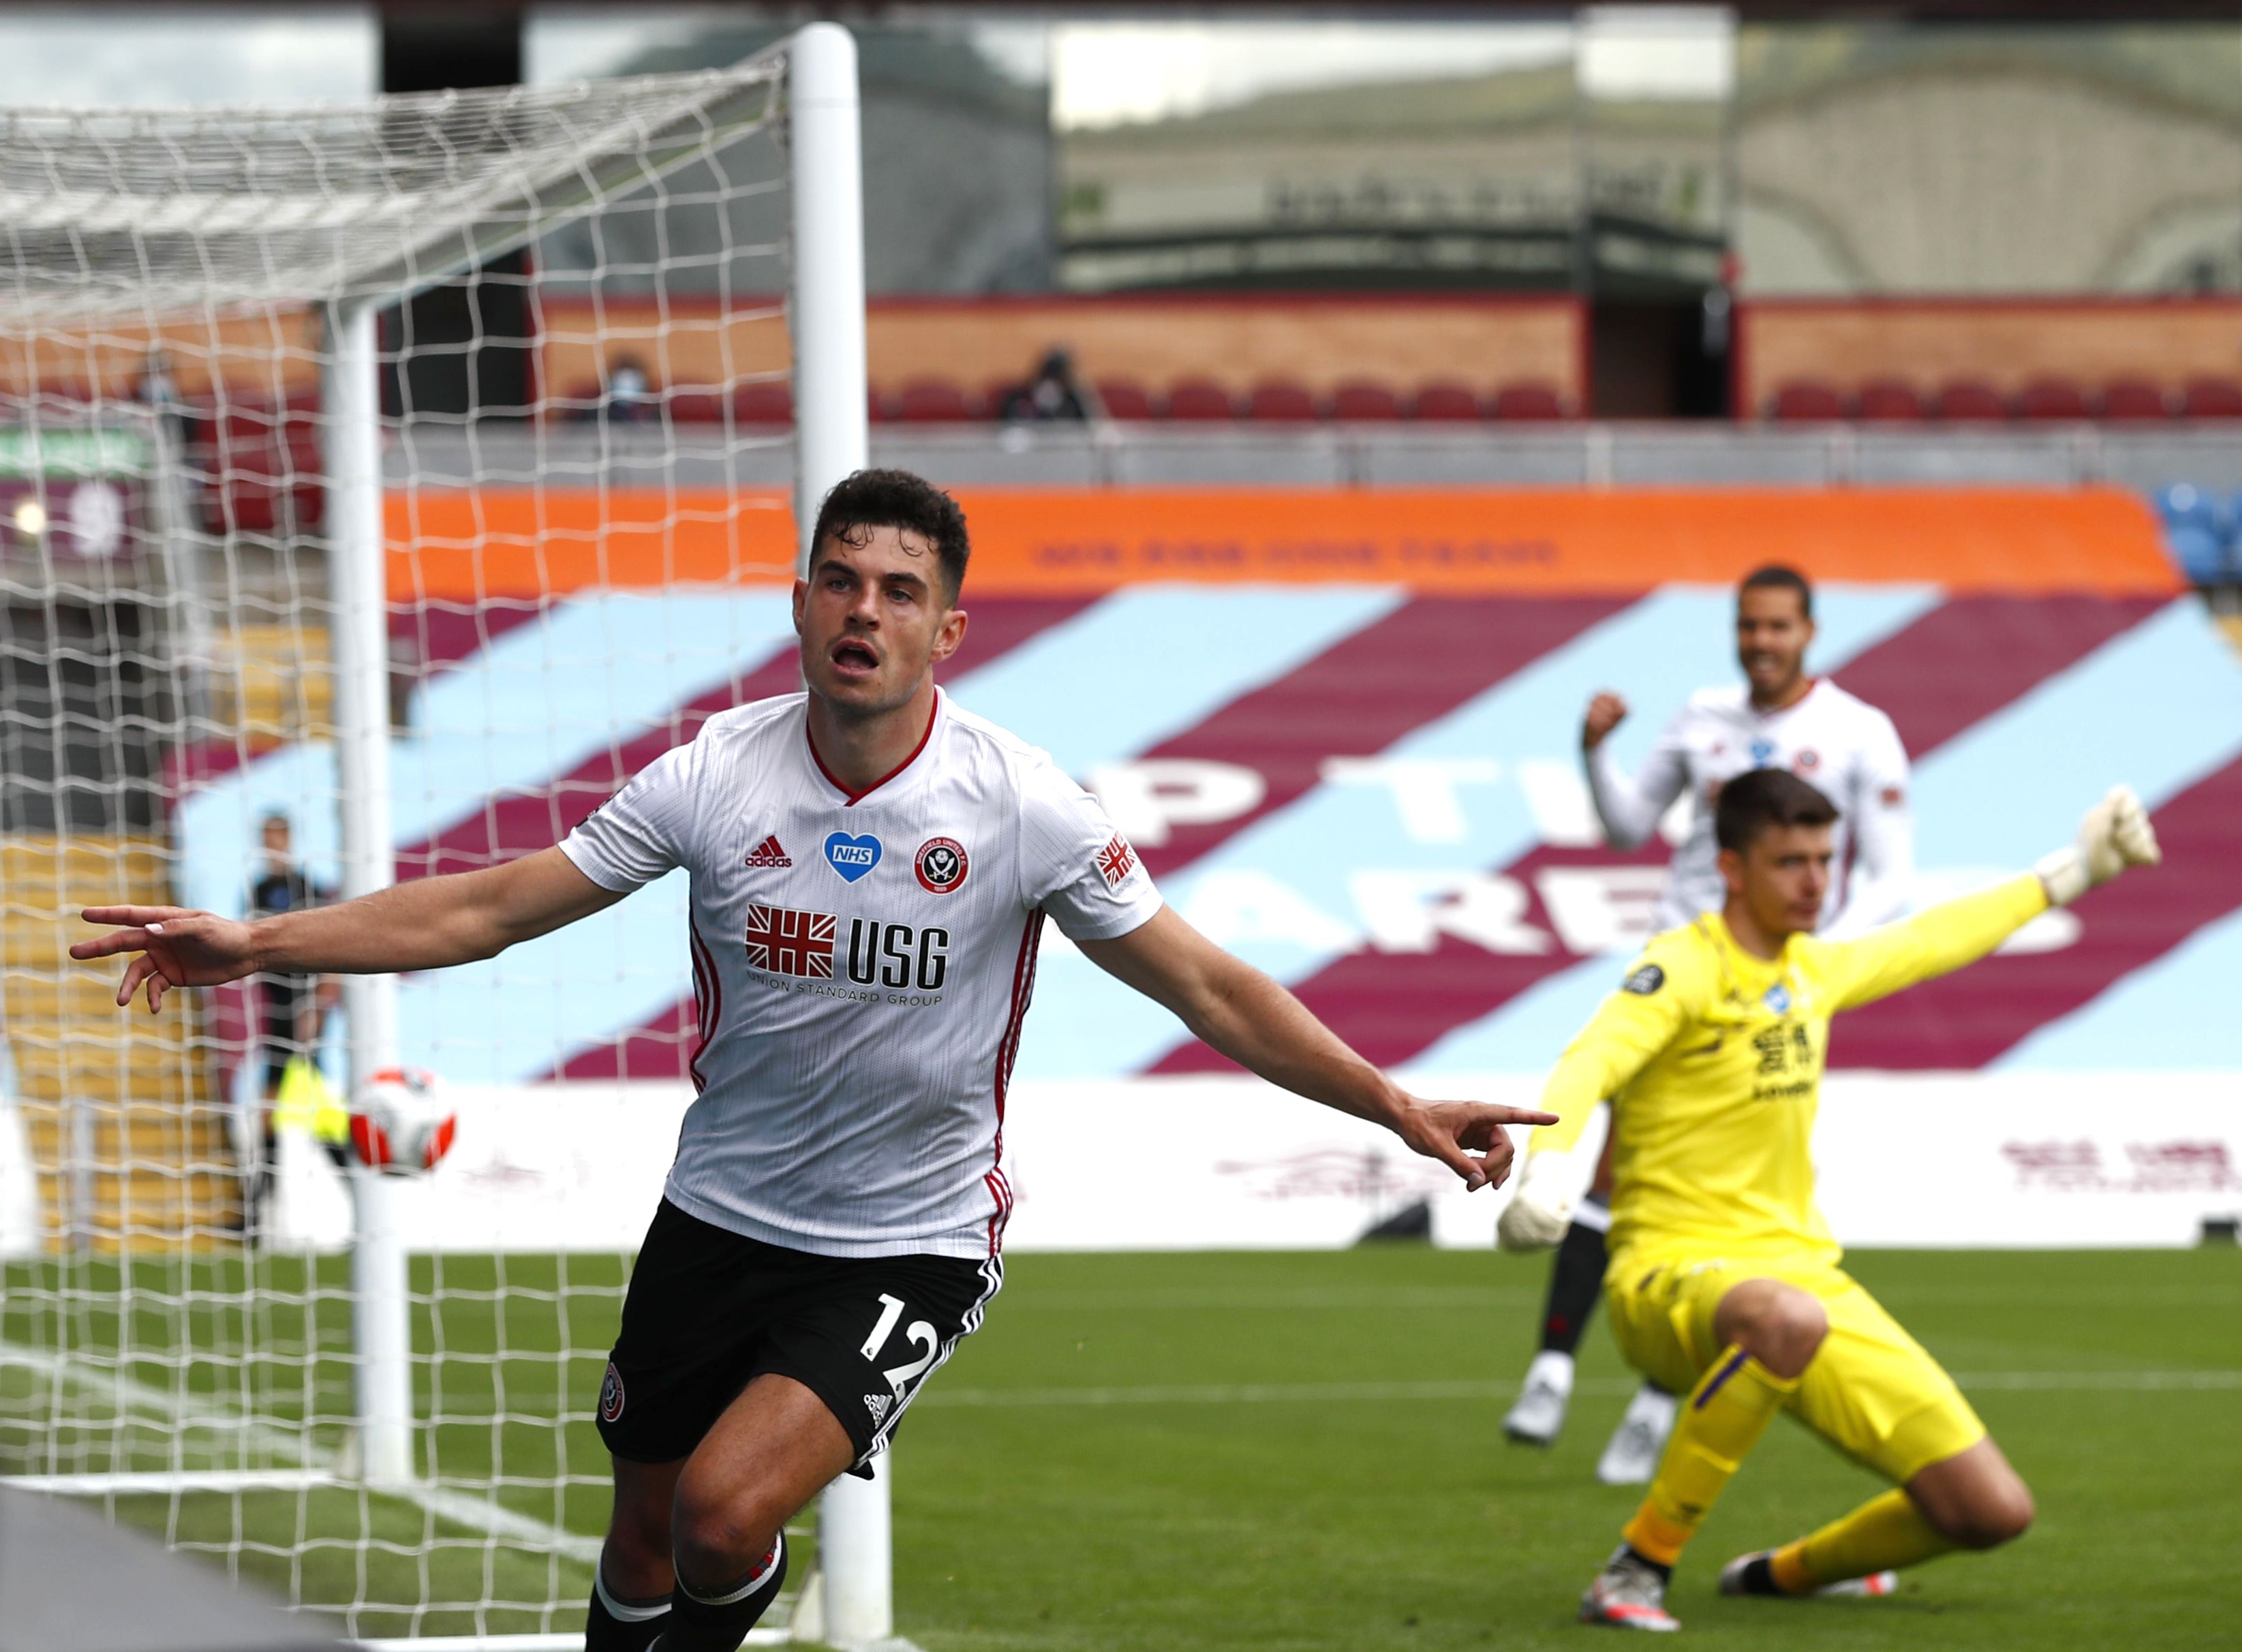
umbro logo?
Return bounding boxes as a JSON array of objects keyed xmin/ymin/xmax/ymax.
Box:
[
  {"xmin": 863, "ymin": 1392, "xmax": 893, "ymax": 1422},
  {"xmin": 745, "ymin": 834, "xmax": 793, "ymax": 868}
]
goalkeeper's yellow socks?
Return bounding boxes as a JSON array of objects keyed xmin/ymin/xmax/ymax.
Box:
[
  {"xmin": 1619, "ymin": 1347, "xmax": 1796, "ymax": 1568},
  {"xmin": 1766, "ymin": 1488, "xmax": 1959, "ymax": 1594}
]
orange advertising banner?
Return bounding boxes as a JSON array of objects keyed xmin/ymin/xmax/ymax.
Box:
[{"xmin": 386, "ymin": 486, "xmax": 2179, "ymax": 603}]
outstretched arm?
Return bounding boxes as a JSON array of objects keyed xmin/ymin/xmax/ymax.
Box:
[
  {"xmin": 1827, "ymin": 784, "xmax": 2161, "ymax": 1010},
  {"xmin": 1079, "ymin": 906, "xmax": 1555, "ymax": 1191},
  {"xmin": 72, "ymin": 846, "xmax": 624, "ymax": 1013}
]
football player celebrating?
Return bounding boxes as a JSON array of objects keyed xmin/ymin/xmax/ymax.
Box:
[
  {"xmin": 1496, "ymin": 767, "xmax": 2159, "ymax": 1631},
  {"xmin": 72, "ymin": 469, "xmax": 1554, "ymax": 1652},
  {"xmin": 1505, "ymin": 564, "xmax": 1914, "ymax": 1484}
]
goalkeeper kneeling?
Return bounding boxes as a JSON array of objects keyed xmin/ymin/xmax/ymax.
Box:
[{"xmin": 1496, "ymin": 767, "xmax": 2160, "ymax": 1632}]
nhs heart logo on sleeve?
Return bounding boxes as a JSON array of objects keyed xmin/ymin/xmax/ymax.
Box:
[{"xmin": 823, "ymin": 831, "xmax": 882, "ymax": 883}]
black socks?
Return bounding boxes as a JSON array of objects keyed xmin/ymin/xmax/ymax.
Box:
[
  {"xmin": 585, "ymin": 1565, "xmax": 671, "ymax": 1652},
  {"xmin": 652, "ymin": 1533, "xmax": 789, "ymax": 1652},
  {"xmin": 1540, "ymin": 1193, "xmax": 1612, "ymax": 1355}
]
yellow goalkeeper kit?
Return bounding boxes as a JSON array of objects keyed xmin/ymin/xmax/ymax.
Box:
[{"xmin": 1529, "ymin": 872, "xmax": 2048, "ymax": 1484}]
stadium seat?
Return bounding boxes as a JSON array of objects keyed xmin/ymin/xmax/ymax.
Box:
[
  {"xmin": 1093, "ymin": 379, "xmax": 1154, "ymax": 420},
  {"xmin": 1410, "ymin": 382, "xmax": 1484, "ymax": 421},
  {"xmin": 666, "ymin": 388, "xmax": 728, "ymax": 422},
  {"xmin": 1164, "ymin": 378, "xmax": 1238, "ymax": 420},
  {"xmin": 1490, "ymin": 382, "xmax": 1567, "ymax": 421},
  {"xmin": 1245, "ymin": 380, "xmax": 1320, "ymax": 422},
  {"xmin": 1329, "ymin": 380, "xmax": 1402, "ymax": 421},
  {"xmin": 1854, "ymin": 380, "xmax": 1926, "ymax": 423},
  {"xmin": 732, "ymin": 382, "xmax": 793, "ymax": 425},
  {"xmin": 894, "ymin": 379, "xmax": 979, "ymax": 423},
  {"xmin": 867, "ymin": 387, "xmax": 897, "ymax": 424},
  {"xmin": 1768, "ymin": 380, "xmax": 1847, "ymax": 423},
  {"xmin": 2098, "ymin": 379, "xmax": 2169, "ymax": 421},
  {"xmin": 2014, "ymin": 378, "xmax": 2090, "ymax": 420},
  {"xmin": 2181, "ymin": 377, "xmax": 2242, "ymax": 419},
  {"xmin": 2155, "ymin": 483, "xmax": 2230, "ymax": 585},
  {"xmin": 1931, "ymin": 380, "xmax": 2009, "ymax": 422}
]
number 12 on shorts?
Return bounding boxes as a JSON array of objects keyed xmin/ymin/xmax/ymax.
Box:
[{"xmin": 861, "ymin": 1292, "xmax": 938, "ymax": 1393}]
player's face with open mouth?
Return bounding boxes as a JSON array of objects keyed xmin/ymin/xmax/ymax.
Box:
[
  {"xmin": 797, "ymin": 523, "xmax": 962, "ymax": 716},
  {"xmin": 1735, "ymin": 588, "xmax": 1813, "ymax": 698}
]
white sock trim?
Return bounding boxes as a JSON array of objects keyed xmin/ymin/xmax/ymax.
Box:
[
  {"xmin": 594, "ymin": 1565, "xmax": 671, "ymax": 1623},
  {"xmin": 1570, "ymin": 1199, "xmax": 1613, "ymax": 1234},
  {"xmin": 681, "ymin": 1532, "xmax": 785, "ymax": 1608}
]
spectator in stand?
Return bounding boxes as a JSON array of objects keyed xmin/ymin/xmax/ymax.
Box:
[
  {"xmin": 996, "ymin": 348, "xmax": 1093, "ymax": 423},
  {"xmin": 604, "ymin": 356, "xmax": 655, "ymax": 424}
]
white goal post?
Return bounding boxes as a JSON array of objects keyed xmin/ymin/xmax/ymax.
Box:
[{"xmin": 0, "ymin": 23, "xmax": 911, "ymax": 1649}]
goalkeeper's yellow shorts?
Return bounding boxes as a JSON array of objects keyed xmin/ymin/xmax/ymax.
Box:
[{"xmin": 1604, "ymin": 1249, "xmax": 1986, "ymax": 1484}]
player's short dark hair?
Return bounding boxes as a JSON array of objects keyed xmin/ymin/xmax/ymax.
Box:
[
  {"xmin": 810, "ymin": 468, "xmax": 969, "ymax": 602},
  {"xmin": 1716, "ymin": 767, "xmax": 1839, "ymax": 853},
  {"xmin": 1738, "ymin": 564, "xmax": 1812, "ymax": 619}
]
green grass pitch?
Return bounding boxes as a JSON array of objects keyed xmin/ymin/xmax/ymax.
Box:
[{"xmin": 5, "ymin": 1245, "xmax": 2239, "ymax": 1649}]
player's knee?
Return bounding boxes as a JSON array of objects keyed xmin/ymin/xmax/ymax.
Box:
[
  {"xmin": 1950, "ymin": 1476, "xmax": 2035, "ymax": 1549},
  {"xmin": 1725, "ymin": 1285, "xmax": 1828, "ymax": 1378},
  {"xmin": 670, "ymin": 1477, "xmax": 784, "ymax": 1591}
]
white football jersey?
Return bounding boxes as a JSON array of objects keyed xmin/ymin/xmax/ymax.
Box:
[
  {"xmin": 559, "ymin": 691, "xmax": 1162, "ymax": 1261},
  {"xmin": 1584, "ymin": 677, "xmax": 1911, "ymax": 936}
]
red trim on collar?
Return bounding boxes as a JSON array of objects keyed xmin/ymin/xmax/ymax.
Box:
[
  {"xmin": 1752, "ymin": 675, "xmax": 1817, "ymax": 718},
  {"xmin": 806, "ymin": 697, "xmax": 939, "ymax": 806}
]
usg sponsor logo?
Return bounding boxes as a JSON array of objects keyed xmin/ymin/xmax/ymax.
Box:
[
  {"xmin": 825, "ymin": 831, "xmax": 882, "ymax": 883},
  {"xmin": 842, "ymin": 918, "xmax": 949, "ymax": 992}
]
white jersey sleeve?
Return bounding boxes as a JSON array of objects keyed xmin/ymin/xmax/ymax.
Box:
[
  {"xmin": 1825, "ymin": 709, "xmax": 1915, "ymax": 937},
  {"xmin": 1585, "ymin": 714, "xmax": 1691, "ymax": 850},
  {"xmin": 559, "ymin": 740, "xmax": 701, "ymax": 891},
  {"xmin": 1018, "ymin": 759, "xmax": 1163, "ymax": 942}
]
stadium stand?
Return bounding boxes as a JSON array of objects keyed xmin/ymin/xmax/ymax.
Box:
[
  {"xmin": 1854, "ymin": 379, "xmax": 1926, "ymax": 422},
  {"xmin": 2098, "ymin": 378, "xmax": 2170, "ymax": 421},
  {"xmin": 2156, "ymin": 483, "xmax": 2230, "ymax": 585},
  {"xmin": 894, "ymin": 378, "xmax": 978, "ymax": 422},
  {"xmin": 1410, "ymin": 381, "xmax": 1483, "ymax": 421},
  {"xmin": 1246, "ymin": 380, "xmax": 1320, "ymax": 422},
  {"xmin": 1933, "ymin": 380, "xmax": 2010, "ymax": 421},
  {"xmin": 0, "ymin": 837, "xmax": 237, "ymax": 1249},
  {"xmin": 732, "ymin": 381, "xmax": 793, "ymax": 425},
  {"xmin": 2016, "ymin": 377, "xmax": 2092, "ymax": 420},
  {"xmin": 1329, "ymin": 379, "xmax": 1402, "ymax": 421},
  {"xmin": 2181, "ymin": 377, "xmax": 2242, "ymax": 418},
  {"xmin": 1165, "ymin": 378, "xmax": 1239, "ymax": 420},
  {"xmin": 1768, "ymin": 379, "xmax": 1847, "ymax": 422},
  {"xmin": 1490, "ymin": 382, "xmax": 1567, "ymax": 420},
  {"xmin": 665, "ymin": 386, "xmax": 727, "ymax": 423},
  {"xmin": 1094, "ymin": 379, "xmax": 1154, "ymax": 420}
]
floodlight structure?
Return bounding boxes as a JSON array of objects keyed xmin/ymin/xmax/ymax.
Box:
[{"xmin": 0, "ymin": 26, "xmax": 906, "ymax": 1649}]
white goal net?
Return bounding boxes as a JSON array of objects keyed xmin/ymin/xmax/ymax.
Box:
[{"xmin": 0, "ymin": 25, "xmax": 882, "ymax": 1647}]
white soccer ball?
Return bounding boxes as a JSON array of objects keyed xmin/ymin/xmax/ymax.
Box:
[{"xmin": 348, "ymin": 1067, "xmax": 457, "ymax": 1176}]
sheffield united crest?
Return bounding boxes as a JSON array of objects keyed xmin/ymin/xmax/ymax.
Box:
[{"xmin": 915, "ymin": 836, "xmax": 969, "ymax": 894}]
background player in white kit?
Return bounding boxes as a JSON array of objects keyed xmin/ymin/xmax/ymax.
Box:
[
  {"xmin": 72, "ymin": 469, "xmax": 1555, "ymax": 1652},
  {"xmin": 1503, "ymin": 565, "xmax": 1914, "ymax": 1484}
]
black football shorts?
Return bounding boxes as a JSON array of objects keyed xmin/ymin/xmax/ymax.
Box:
[{"xmin": 595, "ymin": 1198, "xmax": 1000, "ymax": 1473}]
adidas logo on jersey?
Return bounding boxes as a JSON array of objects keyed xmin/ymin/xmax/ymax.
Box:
[
  {"xmin": 745, "ymin": 834, "xmax": 793, "ymax": 868},
  {"xmin": 863, "ymin": 1392, "xmax": 893, "ymax": 1422}
]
